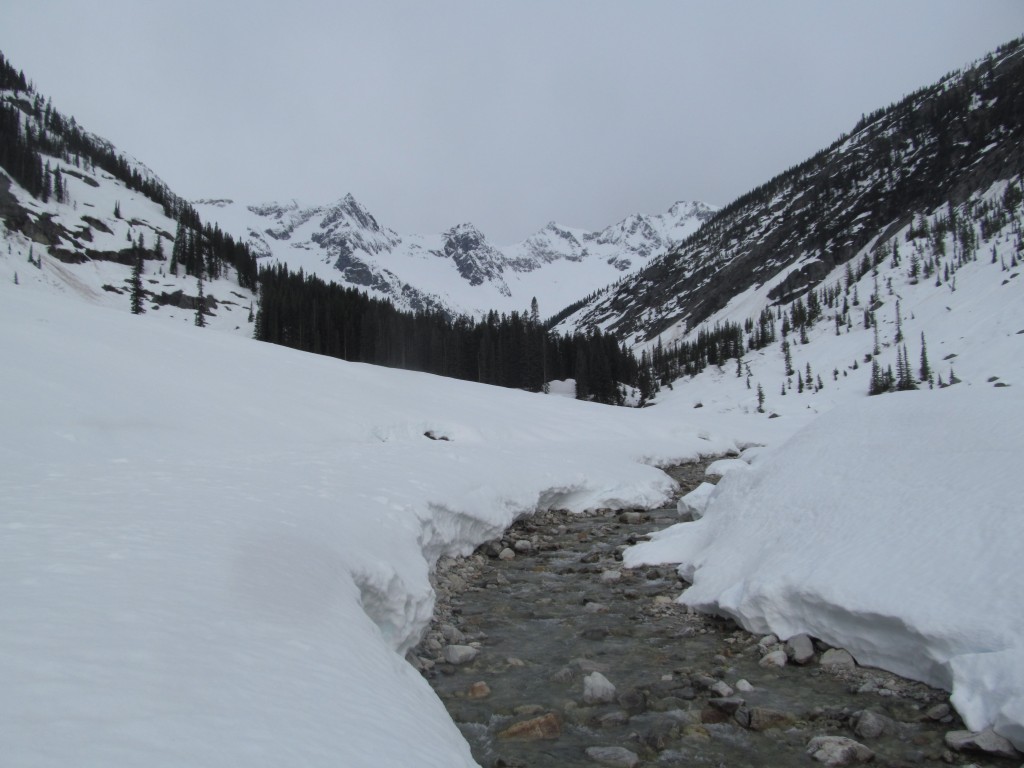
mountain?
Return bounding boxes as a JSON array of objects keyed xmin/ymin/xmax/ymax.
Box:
[
  {"xmin": 194, "ymin": 195, "xmax": 716, "ymax": 319},
  {"xmin": 555, "ymin": 37, "xmax": 1024, "ymax": 350},
  {"xmin": 0, "ymin": 52, "xmax": 259, "ymax": 330}
]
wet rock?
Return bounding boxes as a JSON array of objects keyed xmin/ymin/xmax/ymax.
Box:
[
  {"xmin": 735, "ymin": 678, "xmax": 755, "ymax": 692},
  {"xmin": 580, "ymin": 551, "xmax": 601, "ymax": 564},
  {"xmin": 498, "ymin": 547, "xmax": 515, "ymax": 561},
  {"xmin": 820, "ymin": 648, "xmax": 856, "ymax": 672},
  {"xmin": 600, "ymin": 569, "xmax": 621, "ymax": 583},
  {"xmin": 709, "ymin": 696, "xmax": 746, "ymax": 714},
  {"xmin": 926, "ymin": 702, "xmax": 951, "ymax": 721},
  {"xmin": 786, "ymin": 633, "xmax": 816, "ymax": 664},
  {"xmin": 710, "ymin": 680, "xmax": 734, "ymax": 697},
  {"xmin": 582, "ymin": 627, "xmax": 610, "ymax": 641},
  {"xmin": 853, "ymin": 710, "xmax": 896, "ymax": 740},
  {"xmin": 806, "ymin": 735, "xmax": 875, "ymax": 765},
  {"xmin": 584, "ymin": 745, "xmax": 640, "ymax": 767},
  {"xmin": 759, "ymin": 650, "xmax": 788, "ymax": 668},
  {"xmin": 467, "ymin": 681, "xmax": 490, "ymax": 699},
  {"xmin": 944, "ymin": 728, "xmax": 1020, "ymax": 759},
  {"xmin": 584, "ymin": 601, "xmax": 609, "ymax": 613},
  {"xmin": 595, "ymin": 710, "xmax": 630, "ymax": 728},
  {"xmin": 442, "ymin": 645, "xmax": 479, "ymax": 665},
  {"xmin": 583, "ymin": 671, "xmax": 617, "ymax": 704},
  {"xmin": 616, "ymin": 687, "xmax": 647, "ymax": 715},
  {"xmin": 737, "ymin": 706, "xmax": 796, "ymax": 731},
  {"xmin": 439, "ymin": 623, "xmax": 465, "ymax": 644},
  {"xmin": 497, "ymin": 712, "xmax": 562, "ymax": 741}
]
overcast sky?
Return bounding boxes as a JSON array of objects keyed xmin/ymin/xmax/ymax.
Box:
[{"xmin": 4, "ymin": 1, "xmax": 1023, "ymax": 243}]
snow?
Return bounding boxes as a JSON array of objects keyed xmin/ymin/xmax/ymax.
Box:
[
  {"xmin": 626, "ymin": 388, "xmax": 1024, "ymax": 748},
  {"xmin": 0, "ymin": 283, "xmax": 734, "ymax": 767}
]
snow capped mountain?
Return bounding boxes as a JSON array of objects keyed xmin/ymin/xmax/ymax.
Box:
[
  {"xmin": 556, "ymin": 40, "xmax": 1024, "ymax": 350},
  {"xmin": 194, "ymin": 196, "xmax": 716, "ymax": 318}
]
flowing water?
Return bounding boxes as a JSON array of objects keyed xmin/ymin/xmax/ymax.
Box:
[{"xmin": 411, "ymin": 462, "xmax": 1012, "ymax": 768}]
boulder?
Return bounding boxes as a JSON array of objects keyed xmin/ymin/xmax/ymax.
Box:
[
  {"xmin": 944, "ymin": 728, "xmax": 1020, "ymax": 759},
  {"xmin": 820, "ymin": 648, "xmax": 856, "ymax": 672},
  {"xmin": 785, "ymin": 633, "xmax": 816, "ymax": 664},
  {"xmin": 806, "ymin": 735, "xmax": 875, "ymax": 766},
  {"xmin": 583, "ymin": 671, "xmax": 617, "ymax": 704},
  {"xmin": 442, "ymin": 645, "xmax": 479, "ymax": 665}
]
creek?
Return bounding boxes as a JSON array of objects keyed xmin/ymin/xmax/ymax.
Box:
[{"xmin": 411, "ymin": 462, "xmax": 1006, "ymax": 768}]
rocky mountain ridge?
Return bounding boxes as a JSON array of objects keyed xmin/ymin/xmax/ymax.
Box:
[
  {"xmin": 554, "ymin": 37, "xmax": 1024, "ymax": 349},
  {"xmin": 194, "ymin": 195, "xmax": 716, "ymax": 318}
]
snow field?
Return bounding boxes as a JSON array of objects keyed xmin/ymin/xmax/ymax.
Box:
[{"xmin": 0, "ymin": 284, "xmax": 735, "ymax": 767}]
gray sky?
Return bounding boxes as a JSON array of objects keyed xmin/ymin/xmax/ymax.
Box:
[{"xmin": 3, "ymin": 1, "xmax": 1023, "ymax": 243}]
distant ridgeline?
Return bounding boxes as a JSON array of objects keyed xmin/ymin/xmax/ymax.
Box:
[
  {"xmin": 0, "ymin": 51, "xmax": 258, "ymax": 289},
  {"xmin": 559, "ymin": 36, "xmax": 1024, "ymax": 346}
]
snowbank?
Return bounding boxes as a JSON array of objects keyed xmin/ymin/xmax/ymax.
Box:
[
  {"xmin": 625, "ymin": 387, "xmax": 1024, "ymax": 748},
  {"xmin": 0, "ymin": 286, "xmax": 733, "ymax": 767}
]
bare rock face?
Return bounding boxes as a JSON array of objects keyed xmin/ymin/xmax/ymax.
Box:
[{"xmin": 497, "ymin": 712, "xmax": 562, "ymax": 741}]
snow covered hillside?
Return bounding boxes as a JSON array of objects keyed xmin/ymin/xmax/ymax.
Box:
[
  {"xmin": 0, "ymin": 280, "xmax": 742, "ymax": 767},
  {"xmin": 194, "ymin": 196, "xmax": 715, "ymax": 318},
  {"xmin": 616, "ymin": 176, "xmax": 1024, "ymax": 750}
]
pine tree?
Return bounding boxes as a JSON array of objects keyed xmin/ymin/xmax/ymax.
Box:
[
  {"xmin": 194, "ymin": 276, "xmax": 206, "ymax": 327},
  {"xmin": 782, "ymin": 339, "xmax": 794, "ymax": 376},
  {"xmin": 919, "ymin": 332, "xmax": 931, "ymax": 384},
  {"xmin": 756, "ymin": 383, "xmax": 765, "ymax": 413},
  {"xmin": 129, "ymin": 250, "xmax": 145, "ymax": 314},
  {"xmin": 113, "ymin": 200, "xmax": 121, "ymax": 219}
]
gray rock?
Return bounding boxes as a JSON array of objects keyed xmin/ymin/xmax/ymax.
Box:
[
  {"xmin": 735, "ymin": 678, "xmax": 755, "ymax": 692},
  {"xmin": 820, "ymin": 648, "xmax": 857, "ymax": 671},
  {"xmin": 944, "ymin": 728, "xmax": 1021, "ymax": 759},
  {"xmin": 759, "ymin": 649, "xmax": 788, "ymax": 668},
  {"xmin": 710, "ymin": 680, "xmax": 735, "ymax": 697},
  {"xmin": 786, "ymin": 633, "xmax": 816, "ymax": 664},
  {"xmin": 498, "ymin": 547, "xmax": 515, "ymax": 560},
  {"xmin": 442, "ymin": 644, "xmax": 479, "ymax": 665},
  {"xmin": 596, "ymin": 710, "xmax": 630, "ymax": 728},
  {"xmin": 806, "ymin": 735, "xmax": 875, "ymax": 765},
  {"xmin": 926, "ymin": 702, "xmax": 951, "ymax": 721},
  {"xmin": 583, "ymin": 671, "xmax": 617, "ymax": 704},
  {"xmin": 853, "ymin": 710, "xmax": 896, "ymax": 740},
  {"xmin": 616, "ymin": 688, "xmax": 647, "ymax": 715},
  {"xmin": 439, "ymin": 623, "xmax": 465, "ymax": 644},
  {"xmin": 619, "ymin": 511, "xmax": 643, "ymax": 525},
  {"xmin": 584, "ymin": 746, "xmax": 640, "ymax": 767},
  {"xmin": 709, "ymin": 696, "xmax": 745, "ymax": 714},
  {"xmin": 513, "ymin": 538, "xmax": 533, "ymax": 553}
]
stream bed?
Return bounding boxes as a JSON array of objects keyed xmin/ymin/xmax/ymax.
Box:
[{"xmin": 410, "ymin": 462, "xmax": 1013, "ymax": 768}]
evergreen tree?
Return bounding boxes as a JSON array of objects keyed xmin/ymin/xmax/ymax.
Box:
[
  {"xmin": 919, "ymin": 332, "xmax": 931, "ymax": 384},
  {"xmin": 194, "ymin": 276, "xmax": 206, "ymax": 327},
  {"xmin": 129, "ymin": 250, "xmax": 145, "ymax": 314},
  {"xmin": 756, "ymin": 383, "xmax": 765, "ymax": 413}
]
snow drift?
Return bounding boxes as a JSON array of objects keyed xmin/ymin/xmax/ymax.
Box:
[
  {"xmin": 0, "ymin": 285, "xmax": 730, "ymax": 767},
  {"xmin": 625, "ymin": 387, "xmax": 1024, "ymax": 749}
]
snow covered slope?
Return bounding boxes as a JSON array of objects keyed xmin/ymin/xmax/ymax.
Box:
[
  {"xmin": 194, "ymin": 196, "xmax": 715, "ymax": 318},
  {"xmin": 558, "ymin": 38, "xmax": 1024, "ymax": 346},
  {"xmin": 0, "ymin": 279, "xmax": 741, "ymax": 767}
]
